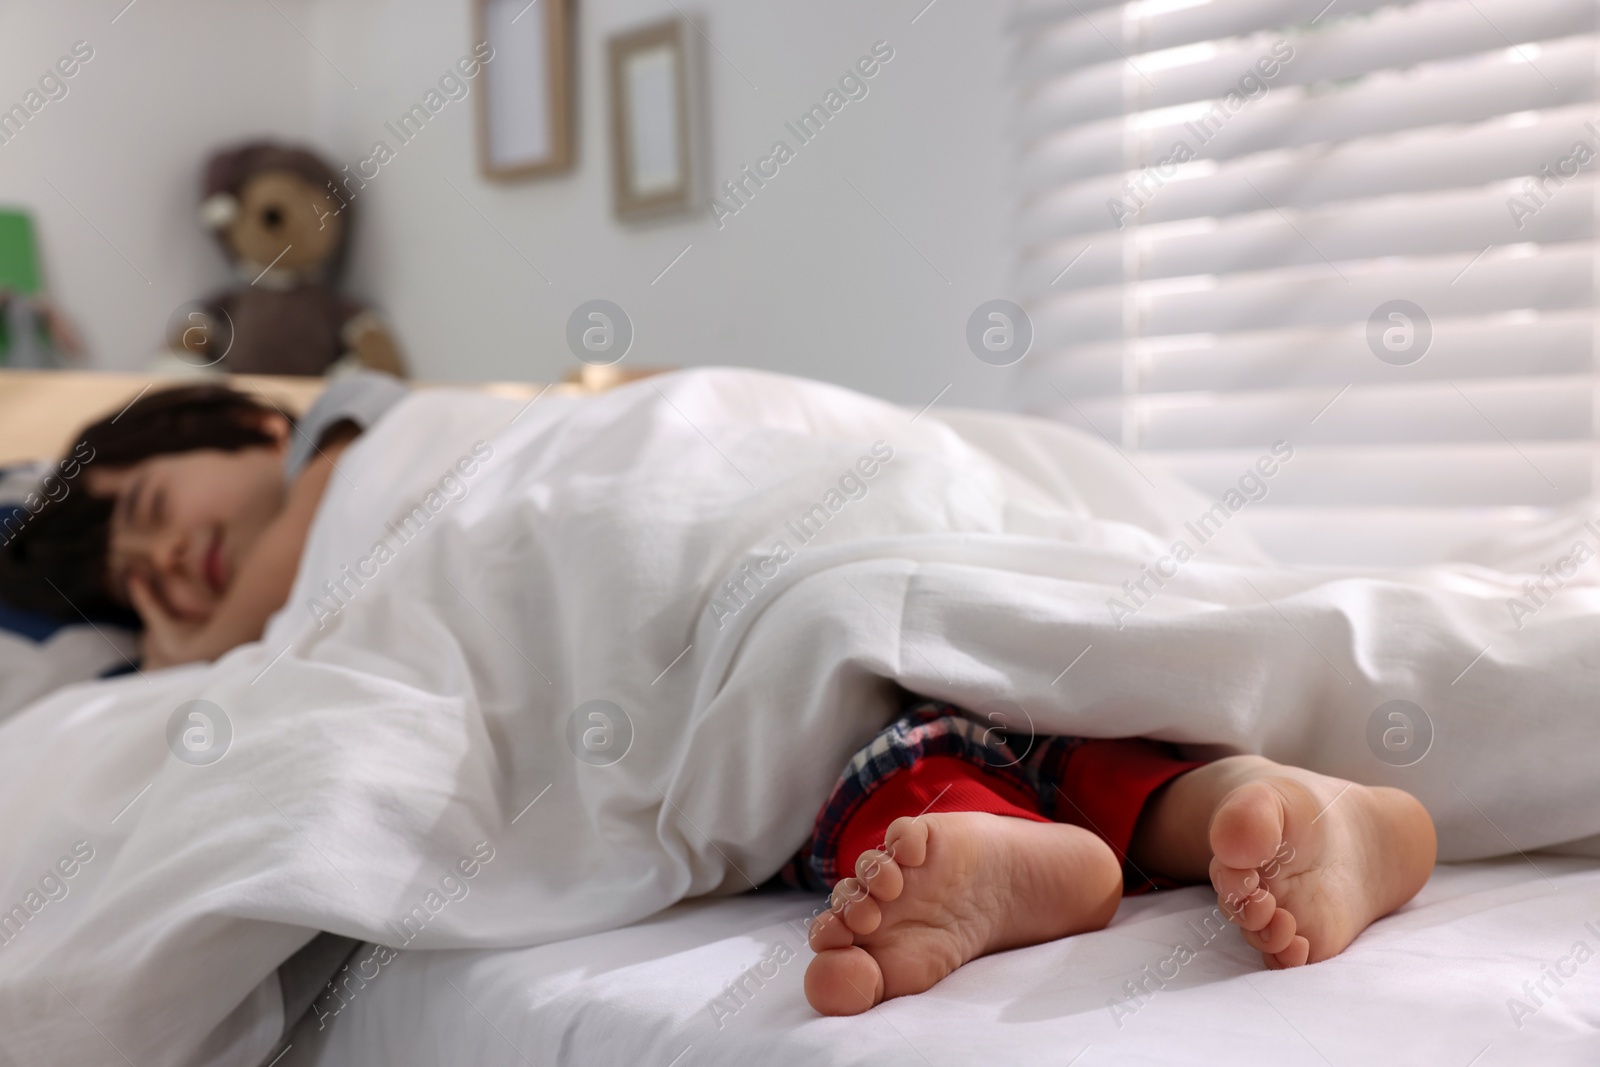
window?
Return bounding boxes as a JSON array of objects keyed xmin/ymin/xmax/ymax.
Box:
[{"xmin": 1011, "ymin": 0, "xmax": 1600, "ymax": 563}]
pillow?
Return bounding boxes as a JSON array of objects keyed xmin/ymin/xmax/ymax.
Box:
[{"xmin": 0, "ymin": 467, "xmax": 137, "ymax": 721}]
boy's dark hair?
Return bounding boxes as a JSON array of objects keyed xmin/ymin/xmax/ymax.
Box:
[{"xmin": 0, "ymin": 383, "xmax": 290, "ymax": 628}]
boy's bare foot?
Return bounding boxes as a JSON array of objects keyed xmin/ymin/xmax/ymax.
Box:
[
  {"xmin": 804, "ymin": 811, "xmax": 1122, "ymax": 1016},
  {"xmin": 1206, "ymin": 763, "xmax": 1437, "ymax": 969}
]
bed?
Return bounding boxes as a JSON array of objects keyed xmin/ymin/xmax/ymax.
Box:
[
  {"xmin": 279, "ymin": 857, "xmax": 1600, "ymax": 1066},
  {"xmin": 3, "ymin": 368, "xmax": 1598, "ymax": 1067}
]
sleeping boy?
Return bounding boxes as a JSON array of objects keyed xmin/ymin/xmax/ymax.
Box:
[{"xmin": 0, "ymin": 374, "xmax": 1437, "ymax": 1018}]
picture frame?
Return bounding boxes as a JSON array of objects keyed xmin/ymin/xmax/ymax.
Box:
[
  {"xmin": 607, "ymin": 18, "xmax": 697, "ymax": 220},
  {"xmin": 475, "ymin": 0, "xmax": 574, "ymax": 180}
]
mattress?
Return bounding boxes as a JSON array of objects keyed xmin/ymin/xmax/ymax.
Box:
[{"xmin": 284, "ymin": 856, "xmax": 1600, "ymax": 1066}]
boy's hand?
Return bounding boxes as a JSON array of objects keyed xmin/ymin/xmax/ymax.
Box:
[{"xmin": 128, "ymin": 574, "xmax": 225, "ymax": 670}]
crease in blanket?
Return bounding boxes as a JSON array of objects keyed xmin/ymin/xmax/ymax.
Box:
[{"xmin": 273, "ymin": 934, "xmax": 360, "ymax": 1047}]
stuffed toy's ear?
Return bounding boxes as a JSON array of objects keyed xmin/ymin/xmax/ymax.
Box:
[{"xmin": 199, "ymin": 193, "xmax": 239, "ymax": 231}]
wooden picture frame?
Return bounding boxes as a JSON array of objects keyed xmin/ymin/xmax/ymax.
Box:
[
  {"xmin": 608, "ymin": 18, "xmax": 696, "ymax": 220},
  {"xmin": 476, "ymin": 0, "xmax": 574, "ymax": 180}
]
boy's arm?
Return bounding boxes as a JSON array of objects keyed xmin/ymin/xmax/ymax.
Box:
[{"xmin": 132, "ymin": 427, "xmax": 358, "ymax": 670}]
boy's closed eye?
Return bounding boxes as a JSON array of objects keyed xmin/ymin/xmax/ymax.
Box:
[
  {"xmin": 125, "ymin": 478, "xmax": 165, "ymax": 530},
  {"xmin": 113, "ymin": 477, "xmax": 157, "ymax": 543}
]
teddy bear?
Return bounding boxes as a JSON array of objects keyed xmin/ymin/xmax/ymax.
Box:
[{"xmin": 172, "ymin": 140, "xmax": 405, "ymax": 377}]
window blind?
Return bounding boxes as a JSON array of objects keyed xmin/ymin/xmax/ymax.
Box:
[{"xmin": 1010, "ymin": 0, "xmax": 1600, "ymax": 563}]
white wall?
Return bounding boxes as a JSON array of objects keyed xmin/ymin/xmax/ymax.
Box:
[
  {"xmin": 2, "ymin": 1, "xmax": 1018, "ymax": 410},
  {"xmin": 0, "ymin": 0, "xmax": 315, "ymax": 370},
  {"xmin": 306, "ymin": 0, "xmax": 1017, "ymax": 406}
]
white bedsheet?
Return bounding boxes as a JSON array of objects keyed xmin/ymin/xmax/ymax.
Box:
[
  {"xmin": 284, "ymin": 857, "xmax": 1600, "ymax": 1066},
  {"xmin": 8, "ymin": 368, "xmax": 1600, "ymax": 1066}
]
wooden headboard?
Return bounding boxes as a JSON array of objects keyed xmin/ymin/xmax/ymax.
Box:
[
  {"xmin": 0, "ymin": 364, "xmax": 676, "ymax": 467},
  {"xmin": 0, "ymin": 371, "xmax": 574, "ymax": 467}
]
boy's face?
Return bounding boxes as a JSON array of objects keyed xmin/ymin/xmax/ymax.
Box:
[{"xmin": 88, "ymin": 418, "xmax": 290, "ymax": 624}]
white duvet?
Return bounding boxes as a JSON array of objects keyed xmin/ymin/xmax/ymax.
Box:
[{"xmin": 2, "ymin": 368, "xmax": 1598, "ymax": 1067}]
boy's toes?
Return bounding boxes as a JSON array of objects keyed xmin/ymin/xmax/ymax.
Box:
[
  {"xmin": 830, "ymin": 877, "xmax": 866, "ymax": 913},
  {"xmin": 805, "ymin": 947, "xmax": 885, "ymax": 1016},
  {"xmin": 1209, "ymin": 857, "xmax": 1259, "ymax": 903},
  {"xmin": 830, "ymin": 878, "xmax": 881, "ymax": 935},
  {"xmin": 1209, "ymin": 781, "xmax": 1285, "ymax": 871},
  {"xmin": 1266, "ymin": 935, "xmax": 1311, "ymax": 969},
  {"xmin": 1242, "ymin": 908, "xmax": 1297, "ymax": 955},
  {"xmin": 855, "ymin": 848, "xmax": 904, "ymax": 902},
  {"xmin": 1220, "ymin": 885, "xmax": 1277, "ymax": 932},
  {"xmin": 808, "ymin": 909, "xmax": 854, "ymax": 951},
  {"xmin": 840, "ymin": 892, "xmax": 881, "ymax": 936},
  {"xmin": 883, "ymin": 816, "xmax": 930, "ymax": 868}
]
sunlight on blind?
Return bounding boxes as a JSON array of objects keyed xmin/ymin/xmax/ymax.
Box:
[{"xmin": 1011, "ymin": 0, "xmax": 1600, "ymax": 563}]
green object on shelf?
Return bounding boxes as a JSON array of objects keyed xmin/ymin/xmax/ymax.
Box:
[
  {"xmin": 0, "ymin": 209, "xmax": 41, "ymax": 295},
  {"xmin": 0, "ymin": 209, "xmax": 48, "ymax": 365}
]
